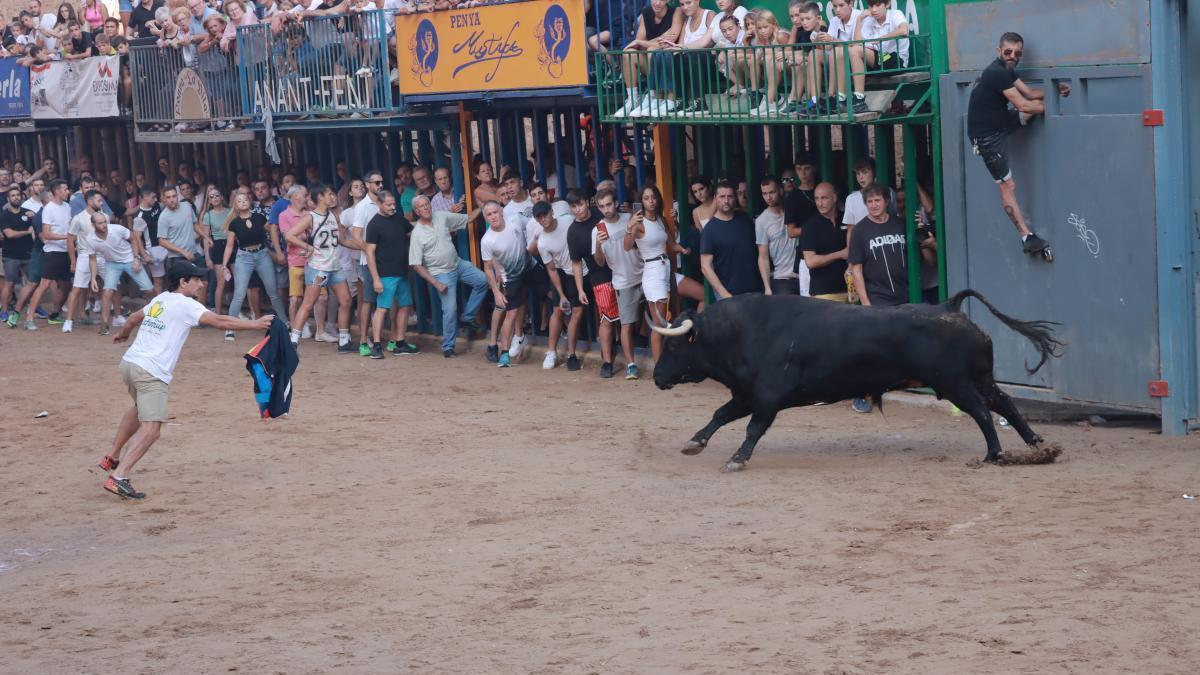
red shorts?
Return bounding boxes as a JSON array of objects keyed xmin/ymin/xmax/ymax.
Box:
[{"xmin": 593, "ymin": 281, "xmax": 619, "ymax": 323}]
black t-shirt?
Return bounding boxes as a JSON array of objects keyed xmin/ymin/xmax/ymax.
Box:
[
  {"xmin": 847, "ymin": 215, "xmax": 909, "ymax": 307},
  {"xmin": 640, "ymin": 5, "xmax": 677, "ymax": 41},
  {"xmin": 69, "ymin": 31, "xmax": 93, "ymax": 56},
  {"xmin": 135, "ymin": 204, "xmax": 163, "ymax": 246},
  {"xmin": 783, "ymin": 188, "xmax": 816, "ymax": 272},
  {"xmin": 128, "ymin": 0, "xmax": 163, "ymax": 38},
  {"xmin": 567, "ymin": 209, "xmax": 610, "ymax": 286},
  {"xmin": 799, "ymin": 212, "xmax": 847, "ymax": 296},
  {"xmin": 365, "ymin": 212, "xmax": 413, "ymax": 277},
  {"xmin": 228, "ymin": 212, "xmax": 269, "ymax": 249},
  {"xmin": 967, "ymin": 58, "xmax": 1019, "ymax": 139},
  {"xmin": 0, "ymin": 206, "xmax": 35, "ymax": 259},
  {"xmin": 700, "ymin": 212, "xmax": 763, "ymax": 296}
]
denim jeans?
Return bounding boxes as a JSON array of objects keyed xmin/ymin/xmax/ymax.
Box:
[
  {"xmin": 432, "ymin": 258, "xmax": 489, "ymax": 352},
  {"xmin": 227, "ymin": 248, "xmax": 289, "ymax": 322}
]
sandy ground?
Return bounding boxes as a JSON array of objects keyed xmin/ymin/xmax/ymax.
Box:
[{"xmin": 3, "ymin": 325, "xmax": 1200, "ymax": 674}]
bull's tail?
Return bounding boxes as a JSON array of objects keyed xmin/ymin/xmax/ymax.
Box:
[{"xmin": 944, "ymin": 289, "xmax": 1066, "ymax": 374}]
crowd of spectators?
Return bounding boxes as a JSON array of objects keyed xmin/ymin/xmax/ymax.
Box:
[{"xmin": 0, "ymin": 146, "xmax": 938, "ymax": 388}]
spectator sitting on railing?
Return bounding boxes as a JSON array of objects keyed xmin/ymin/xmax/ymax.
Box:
[
  {"xmin": 747, "ymin": 9, "xmax": 789, "ymax": 116},
  {"xmin": 636, "ymin": 0, "xmax": 712, "ymax": 117},
  {"xmin": 62, "ymin": 20, "xmax": 93, "ymax": 59},
  {"xmin": 856, "ymin": 0, "xmax": 909, "ymax": 72},
  {"xmin": 610, "ymin": 0, "xmax": 680, "ymax": 119},
  {"xmin": 713, "ymin": 12, "xmax": 744, "ymax": 96},
  {"xmin": 812, "ymin": 0, "xmax": 866, "ymax": 115},
  {"xmin": 785, "ymin": 1, "xmax": 825, "ymax": 117}
]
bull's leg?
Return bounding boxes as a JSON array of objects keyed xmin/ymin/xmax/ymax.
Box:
[
  {"xmin": 981, "ymin": 381, "xmax": 1043, "ymax": 447},
  {"xmin": 937, "ymin": 384, "xmax": 1005, "ymax": 462},
  {"xmin": 684, "ymin": 397, "xmax": 752, "ymax": 455},
  {"xmin": 724, "ymin": 408, "xmax": 779, "ymax": 472}
]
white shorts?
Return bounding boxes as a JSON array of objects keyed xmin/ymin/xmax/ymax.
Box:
[
  {"xmin": 149, "ymin": 246, "xmax": 169, "ymax": 278},
  {"xmin": 641, "ymin": 257, "xmax": 670, "ymax": 303},
  {"xmin": 72, "ymin": 253, "xmax": 105, "ymax": 289},
  {"xmin": 797, "ymin": 259, "xmax": 811, "ymax": 297}
]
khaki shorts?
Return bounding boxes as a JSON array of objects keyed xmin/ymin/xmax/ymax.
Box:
[
  {"xmin": 812, "ymin": 292, "xmax": 849, "ymax": 303},
  {"xmin": 120, "ymin": 360, "xmax": 169, "ymax": 422},
  {"xmin": 288, "ymin": 266, "xmax": 305, "ymax": 297}
]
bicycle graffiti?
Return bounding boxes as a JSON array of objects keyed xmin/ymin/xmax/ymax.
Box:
[{"xmin": 1068, "ymin": 213, "xmax": 1099, "ymax": 258}]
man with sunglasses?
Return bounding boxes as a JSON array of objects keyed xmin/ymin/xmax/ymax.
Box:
[{"xmin": 967, "ymin": 31, "xmax": 1070, "ymax": 259}]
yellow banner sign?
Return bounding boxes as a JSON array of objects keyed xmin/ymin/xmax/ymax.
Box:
[{"xmin": 395, "ymin": 0, "xmax": 588, "ymax": 96}]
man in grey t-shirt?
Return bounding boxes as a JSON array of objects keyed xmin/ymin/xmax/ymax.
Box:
[
  {"xmin": 407, "ymin": 195, "xmax": 488, "ymax": 357},
  {"xmin": 156, "ymin": 187, "xmax": 199, "ymax": 262}
]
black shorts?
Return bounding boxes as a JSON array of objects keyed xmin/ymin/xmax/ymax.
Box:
[
  {"xmin": 210, "ymin": 239, "xmax": 229, "ymax": 266},
  {"xmin": 41, "ymin": 251, "xmax": 71, "ymax": 281},
  {"xmin": 973, "ymin": 130, "xmax": 1012, "ymax": 183},
  {"xmin": 527, "ymin": 261, "xmax": 551, "ymax": 300},
  {"xmin": 866, "ymin": 50, "xmax": 898, "ymax": 71},
  {"xmin": 499, "ymin": 274, "xmax": 527, "ymax": 312},
  {"xmin": 552, "ymin": 269, "xmax": 584, "ymax": 307},
  {"xmin": 770, "ymin": 278, "xmax": 800, "ymax": 295}
]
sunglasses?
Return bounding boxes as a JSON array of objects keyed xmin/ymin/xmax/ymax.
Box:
[
  {"xmin": 1002, "ymin": 48, "xmax": 1023, "ymax": 57},
  {"xmin": 367, "ymin": 180, "xmax": 383, "ymax": 185}
]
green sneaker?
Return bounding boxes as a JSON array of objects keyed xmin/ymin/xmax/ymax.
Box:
[
  {"xmin": 47, "ymin": 314, "xmax": 65, "ymax": 325},
  {"xmin": 358, "ymin": 342, "xmax": 371, "ymax": 357},
  {"xmin": 386, "ymin": 340, "xmax": 397, "ymax": 352},
  {"xmin": 5, "ymin": 312, "xmax": 17, "ymax": 328},
  {"xmin": 391, "ymin": 341, "xmax": 419, "ymax": 355}
]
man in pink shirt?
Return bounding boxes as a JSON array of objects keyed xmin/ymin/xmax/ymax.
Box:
[{"xmin": 278, "ymin": 185, "xmax": 310, "ymax": 328}]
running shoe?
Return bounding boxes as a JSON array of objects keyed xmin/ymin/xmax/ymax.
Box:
[
  {"xmin": 5, "ymin": 312, "xmax": 17, "ymax": 328},
  {"xmin": 34, "ymin": 307, "xmax": 48, "ymax": 319},
  {"xmin": 443, "ymin": 349, "xmax": 456, "ymax": 358},
  {"xmin": 498, "ymin": 352, "xmax": 511, "ymax": 368},
  {"xmin": 386, "ymin": 340, "xmax": 397, "ymax": 352},
  {"xmin": 391, "ymin": 341, "xmax": 419, "ymax": 355},
  {"xmin": 61, "ymin": 319, "xmax": 73, "ymax": 333},
  {"xmin": 98, "ymin": 323, "xmax": 110, "ymax": 336},
  {"xmin": 25, "ymin": 319, "xmax": 36, "ymax": 331},
  {"xmin": 0, "ymin": 311, "xmax": 7, "ymax": 322},
  {"xmin": 112, "ymin": 315, "xmax": 126, "ymax": 327},
  {"xmin": 1022, "ymin": 232, "xmax": 1050, "ymax": 254},
  {"xmin": 301, "ymin": 323, "xmax": 313, "ymax": 339},
  {"xmin": 508, "ymin": 334, "xmax": 526, "ymax": 359},
  {"xmin": 98, "ymin": 455, "xmax": 119, "ymax": 472},
  {"xmin": 599, "ymin": 362, "xmax": 614, "ymax": 379},
  {"xmin": 369, "ymin": 342, "xmax": 385, "ymax": 359},
  {"xmin": 626, "ymin": 363, "xmax": 640, "ymax": 380},
  {"xmin": 566, "ymin": 354, "xmax": 581, "ymax": 372},
  {"xmin": 852, "ymin": 398, "xmax": 873, "ymax": 413},
  {"xmin": 485, "ymin": 344, "xmax": 499, "ymax": 363},
  {"xmin": 224, "ymin": 330, "xmax": 235, "ymax": 342},
  {"xmin": 104, "ymin": 476, "xmax": 145, "ymax": 499},
  {"xmin": 47, "ymin": 314, "xmax": 64, "ymax": 325},
  {"xmin": 336, "ymin": 342, "xmax": 356, "ymax": 354},
  {"xmin": 358, "ymin": 342, "xmax": 371, "ymax": 356},
  {"xmin": 543, "ymin": 351, "xmax": 558, "ymax": 369},
  {"xmin": 315, "ymin": 331, "xmax": 338, "ymax": 343}
]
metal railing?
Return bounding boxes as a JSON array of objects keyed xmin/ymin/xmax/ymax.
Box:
[
  {"xmin": 130, "ymin": 39, "xmax": 247, "ymax": 130},
  {"xmin": 236, "ymin": 9, "xmax": 395, "ymax": 120},
  {"xmin": 596, "ymin": 34, "xmax": 931, "ymax": 125}
]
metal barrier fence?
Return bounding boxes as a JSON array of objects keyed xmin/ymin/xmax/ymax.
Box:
[
  {"xmin": 596, "ymin": 34, "xmax": 931, "ymax": 125},
  {"xmin": 236, "ymin": 10, "xmax": 395, "ymax": 120},
  {"xmin": 130, "ymin": 40, "xmax": 246, "ymax": 129}
]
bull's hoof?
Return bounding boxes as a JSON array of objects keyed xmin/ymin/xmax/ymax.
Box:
[
  {"xmin": 721, "ymin": 459, "xmax": 747, "ymax": 473},
  {"xmin": 681, "ymin": 439, "xmax": 707, "ymax": 455}
]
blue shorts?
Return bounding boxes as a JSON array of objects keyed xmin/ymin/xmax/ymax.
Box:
[
  {"xmin": 304, "ymin": 266, "xmax": 345, "ymax": 287},
  {"xmin": 359, "ymin": 263, "xmax": 377, "ymax": 303},
  {"xmin": 119, "ymin": 0, "xmax": 132, "ymax": 11},
  {"xmin": 103, "ymin": 261, "xmax": 154, "ymax": 291},
  {"xmin": 375, "ymin": 276, "xmax": 412, "ymax": 309}
]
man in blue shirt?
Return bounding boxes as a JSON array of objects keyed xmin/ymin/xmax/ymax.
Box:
[{"xmin": 700, "ymin": 181, "xmax": 763, "ymax": 299}]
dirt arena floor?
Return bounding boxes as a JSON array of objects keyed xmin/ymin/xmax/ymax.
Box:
[{"xmin": 3, "ymin": 326, "xmax": 1200, "ymax": 674}]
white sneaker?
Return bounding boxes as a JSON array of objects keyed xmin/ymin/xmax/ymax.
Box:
[
  {"xmin": 611, "ymin": 96, "xmax": 640, "ymax": 119},
  {"xmin": 626, "ymin": 98, "xmax": 652, "ymax": 118},
  {"xmin": 301, "ymin": 323, "xmax": 313, "ymax": 339},
  {"xmin": 750, "ymin": 99, "xmax": 774, "ymax": 116},
  {"xmin": 224, "ymin": 330, "xmax": 235, "ymax": 342},
  {"xmin": 542, "ymin": 350, "xmax": 557, "ymax": 370},
  {"xmin": 355, "ymin": 65, "xmax": 372, "ymax": 77},
  {"xmin": 508, "ymin": 334, "xmax": 526, "ymax": 359},
  {"xmin": 62, "ymin": 320, "xmax": 73, "ymax": 333},
  {"xmin": 651, "ymin": 98, "xmax": 677, "ymax": 115},
  {"xmin": 239, "ymin": 311, "xmax": 250, "ymax": 320},
  {"xmin": 315, "ymin": 331, "xmax": 338, "ymax": 343},
  {"xmin": 112, "ymin": 315, "xmax": 126, "ymax": 327}
]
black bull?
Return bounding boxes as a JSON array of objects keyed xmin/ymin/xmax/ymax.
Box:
[{"xmin": 652, "ymin": 290, "xmax": 1065, "ymax": 471}]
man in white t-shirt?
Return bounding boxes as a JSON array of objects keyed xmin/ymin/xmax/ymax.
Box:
[
  {"xmin": 527, "ymin": 201, "xmax": 585, "ymax": 370},
  {"xmin": 100, "ymin": 260, "xmax": 272, "ymax": 500},
  {"xmin": 590, "ymin": 188, "xmax": 642, "ymax": 378},
  {"xmin": 480, "ymin": 200, "xmax": 532, "ymax": 368},
  {"xmin": 843, "ymin": 159, "xmax": 898, "ymax": 239},
  {"xmin": 87, "ymin": 212, "xmax": 153, "ymax": 334},
  {"xmin": 755, "ymin": 177, "xmax": 803, "ymax": 296},
  {"xmin": 21, "ymin": 179, "xmax": 72, "ymax": 331},
  {"xmin": 858, "ymin": 0, "xmax": 910, "ymax": 69},
  {"xmin": 501, "ymin": 174, "xmax": 533, "ymax": 227},
  {"xmin": 63, "ymin": 189, "xmax": 107, "ymax": 333},
  {"xmin": 350, "ymin": 170, "xmax": 383, "ymax": 355}
]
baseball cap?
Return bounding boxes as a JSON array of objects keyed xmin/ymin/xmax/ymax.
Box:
[{"xmin": 167, "ymin": 260, "xmax": 207, "ymax": 285}]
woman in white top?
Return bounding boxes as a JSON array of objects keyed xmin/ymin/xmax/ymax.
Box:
[{"xmin": 624, "ymin": 184, "xmax": 685, "ymax": 362}]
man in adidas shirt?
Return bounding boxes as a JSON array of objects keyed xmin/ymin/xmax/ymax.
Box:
[
  {"xmin": 99, "ymin": 261, "xmax": 271, "ymax": 500},
  {"xmin": 847, "ymin": 183, "xmax": 908, "ymax": 307}
]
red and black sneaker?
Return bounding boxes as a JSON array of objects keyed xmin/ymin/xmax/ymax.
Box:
[
  {"xmin": 103, "ymin": 476, "xmax": 145, "ymax": 499},
  {"xmin": 98, "ymin": 455, "xmax": 120, "ymax": 472}
]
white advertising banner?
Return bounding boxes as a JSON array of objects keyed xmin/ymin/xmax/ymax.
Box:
[{"xmin": 30, "ymin": 56, "xmax": 120, "ymax": 119}]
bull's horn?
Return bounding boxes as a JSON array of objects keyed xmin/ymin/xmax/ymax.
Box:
[{"xmin": 651, "ymin": 319, "xmax": 694, "ymax": 337}]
